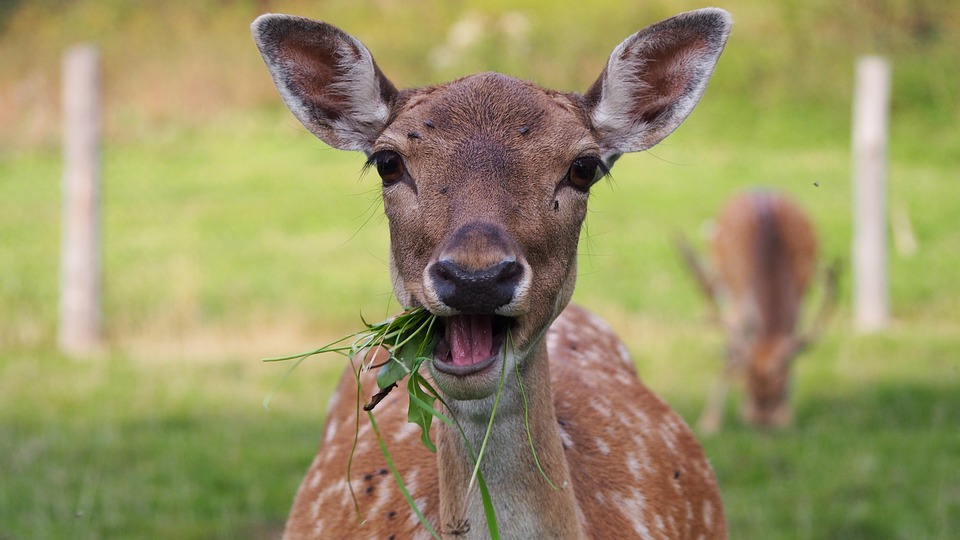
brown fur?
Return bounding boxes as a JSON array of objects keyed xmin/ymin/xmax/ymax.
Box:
[
  {"xmin": 252, "ymin": 9, "xmax": 733, "ymax": 539},
  {"xmin": 285, "ymin": 306, "xmax": 725, "ymax": 539},
  {"xmin": 699, "ymin": 191, "xmax": 818, "ymax": 432}
]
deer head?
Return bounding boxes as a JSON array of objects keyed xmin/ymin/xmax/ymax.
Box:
[
  {"xmin": 254, "ymin": 10, "xmax": 734, "ymax": 539},
  {"xmin": 253, "ymin": 10, "xmax": 731, "ymax": 403}
]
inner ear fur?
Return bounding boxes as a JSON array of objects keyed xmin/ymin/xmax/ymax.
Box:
[
  {"xmin": 584, "ymin": 8, "xmax": 732, "ymax": 155},
  {"xmin": 252, "ymin": 14, "xmax": 398, "ymax": 151}
]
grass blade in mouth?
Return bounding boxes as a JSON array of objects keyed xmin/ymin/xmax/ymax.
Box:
[
  {"xmin": 367, "ymin": 409, "xmax": 443, "ymax": 540},
  {"xmin": 264, "ymin": 307, "xmax": 504, "ymax": 537},
  {"xmin": 262, "ymin": 307, "xmax": 438, "ymax": 410}
]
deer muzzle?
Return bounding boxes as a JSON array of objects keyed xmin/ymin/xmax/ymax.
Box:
[
  {"xmin": 423, "ymin": 221, "xmax": 528, "ymax": 378},
  {"xmin": 423, "ymin": 221, "xmax": 529, "ymax": 317},
  {"xmin": 429, "ymin": 259, "xmax": 523, "ymax": 314}
]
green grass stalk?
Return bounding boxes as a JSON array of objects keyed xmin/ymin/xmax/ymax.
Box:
[
  {"xmin": 367, "ymin": 410, "xmax": 443, "ymax": 540},
  {"xmin": 515, "ymin": 350, "xmax": 561, "ymax": 491}
]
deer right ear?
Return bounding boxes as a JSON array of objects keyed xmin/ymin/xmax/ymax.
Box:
[
  {"xmin": 584, "ymin": 8, "xmax": 732, "ymax": 162},
  {"xmin": 251, "ymin": 14, "xmax": 398, "ymax": 152}
]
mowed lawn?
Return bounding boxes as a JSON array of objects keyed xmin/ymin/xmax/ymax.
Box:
[{"xmin": 1, "ymin": 100, "xmax": 958, "ymax": 539}]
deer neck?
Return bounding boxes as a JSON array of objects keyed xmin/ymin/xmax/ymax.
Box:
[{"xmin": 435, "ymin": 339, "xmax": 584, "ymax": 539}]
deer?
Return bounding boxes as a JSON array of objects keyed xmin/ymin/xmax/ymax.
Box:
[
  {"xmin": 676, "ymin": 191, "xmax": 838, "ymax": 435},
  {"xmin": 252, "ymin": 8, "xmax": 732, "ymax": 539}
]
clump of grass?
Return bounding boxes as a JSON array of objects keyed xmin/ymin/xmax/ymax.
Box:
[{"xmin": 264, "ymin": 307, "xmax": 502, "ymax": 539}]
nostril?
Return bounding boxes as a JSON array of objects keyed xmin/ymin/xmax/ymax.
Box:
[
  {"xmin": 495, "ymin": 260, "xmax": 523, "ymax": 284},
  {"xmin": 428, "ymin": 259, "xmax": 523, "ymax": 313},
  {"xmin": 432, "ymin": 260, "xmax": 454, "ymax": 282}
]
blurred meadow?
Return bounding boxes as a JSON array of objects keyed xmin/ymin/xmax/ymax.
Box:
[{"xmin": 1, "ymin": 0, "xmax": 958, "ymax": 538}]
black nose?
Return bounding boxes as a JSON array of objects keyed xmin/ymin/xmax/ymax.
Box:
[{"xmin": 429, "ymin": 259, "xmax": 523, "ymax": 313}]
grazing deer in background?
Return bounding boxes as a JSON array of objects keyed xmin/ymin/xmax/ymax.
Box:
[
  {"xmin": 253, "ymin": 8, "xmax": 732, "ymax": 539},
  {"xmin": 677, "ymin": 191, "xmax": 838, "ymax": 434}
]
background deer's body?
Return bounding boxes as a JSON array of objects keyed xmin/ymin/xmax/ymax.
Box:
[
  {"xmin": 253, "ymin": 9, "xmax": 732, "ymax": 539},
  {"xmin": 689, "ymin": 191, "xmax": 824, "ymax": 433}
]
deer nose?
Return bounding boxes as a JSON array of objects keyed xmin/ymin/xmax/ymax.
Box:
[{"xmin": 429, "ymin": 259, "xmax": 524, "ymax": 314}]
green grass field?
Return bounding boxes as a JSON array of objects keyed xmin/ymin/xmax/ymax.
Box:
[{"xmin": 2, "ymin": 1, "xmax": 959, "ymax": 538}]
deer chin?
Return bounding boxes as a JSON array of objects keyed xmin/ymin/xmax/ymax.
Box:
[{"xmin": 428, "ymin": 314, "xmax": 513, "ymax": 401}]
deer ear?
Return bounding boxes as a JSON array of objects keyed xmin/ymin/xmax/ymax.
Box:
[
  {"xmin": 252, "ymin": 14, "xmax": 398, "ymax": 152},
  {"xmin": 584, "ymin": 8, "xmax": 732, "ymax": 159}
]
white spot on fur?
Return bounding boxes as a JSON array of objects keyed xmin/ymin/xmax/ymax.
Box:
[
  {"xmin": 307, "ymin": 469, "xmax": 323, "ymax": 490},
  {"xmin": 394, "ymin": 420, "xmax": 420, "ymax": 443},
  {"xmin": 367, "ymin": 471, "xmax": 400, "ymax": 518},
  {"xmin": 303, "ymin": 450, "xmax": 326, "ymax": 490},
  {"xmin": 630, "ymin": 433, "xmax": 656, "ymax": 476},
  {"xmin": 311, "ymin": 477, "xmax": 348, "ymax": 522},
  {"xmin": 326, "ymin": 389, "xmax": 341, "ymax": 413},
  {"xmin": 318, "ymin": 478, "xmax": 348, "ymax": 504},
  {"xmin": 660, "ymin": 430, "xmax": 678, "ymax": 454},
  {"xmin": 626, "ymin": 452, "xmax": 643, "ymax": 481},
  {"xmin": 546, "ymin": 330, "xmax": 560, "ymax": 351},
  {"xmin": 630, "ymin": 407, "xmax": 652, "ymax": 429},
  {"xmin": 590, "ymin": 395, "xmax": 614, "ymax": 419},
  {"xmin": 704, "ymin": 499, "xmax": 714, "ymax": 528},
  {"xmin": 310, "ymin": 519, "xmax": 325, "ymax": 537},
  {"xmin": 309, "ymin": 493, "xmax": 324, "ymax": 522},
  {"xmin": 324, "ymin": 418, "xmax": 338, "ymax": 445},
  {"xmin": 615, "ymin": 488, "xmax": 651, "ymax": 539},
  {"xmin": 404, "ymin": 469, "xmax": 421, "ymax": 499},
  {"xmin": 655, "ymin": 514, "xmax": 666, "ymax": 533},
  {"xmin": 616, "ymin": 341, "xmax": 634, "ymax": 368},
  {"xmin": 408, "ymin": 497, "xmax": 430, "ymax": 526},
  {"xmin": 595, "ymin": 437, "xmax": 610, "ymax": 456},
  {"xmin": 356, "ymin": 421, "xmax": 373, "ymax": 442},
  {"xmin": 574, "ymin": 501, "xmax": 589, "ymax": 535},
  {"xmin": 558, "ymin": 424, "xmax": 575, "ymax": 449}
]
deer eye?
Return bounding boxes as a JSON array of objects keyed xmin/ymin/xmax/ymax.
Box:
[
  {"xmin": 370, "ymin": 150, "xmax": 406, "ymax": 186},
  {"xmin": 566, "ymin": 156, "xmax": 607, "ymax": 192}
]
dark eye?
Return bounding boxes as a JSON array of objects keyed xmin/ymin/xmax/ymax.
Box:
[
  {"xmin": 566, "ymin": 157, "xmax": 607, "ymax": 191},
  {"xmin": 371, "ymin": 151, "xmax": 406, "ymax": 185}
]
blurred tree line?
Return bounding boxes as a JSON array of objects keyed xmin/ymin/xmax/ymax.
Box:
[{"xmin": 0, "ymin": 0, "xmax": 956, "ymax": 152}]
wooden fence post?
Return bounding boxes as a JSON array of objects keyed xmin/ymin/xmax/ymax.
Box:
[
  {"xmin": 852, "ymin": 56, "xmax": 891, "ymax": 332},
  {"xmin": 59, "ymin": 44, "xmax": 102, "ymax": 355}
]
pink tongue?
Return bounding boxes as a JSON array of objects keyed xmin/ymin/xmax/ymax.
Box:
[{"xmin": 448, "ymin": 315, "xmax": 494, "ymax": 366}]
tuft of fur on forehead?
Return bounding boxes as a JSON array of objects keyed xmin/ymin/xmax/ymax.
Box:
[{"xmin": 395, "ymin": 73, "xmax": 577, "ymax": 140}]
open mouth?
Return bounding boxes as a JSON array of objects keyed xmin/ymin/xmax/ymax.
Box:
[{"xmin": 432, "ymin": 315, "xmax": 512, "ymax": 376}]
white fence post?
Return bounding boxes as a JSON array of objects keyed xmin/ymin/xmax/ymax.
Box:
[
  {"xmin": 851, "ymin": 56, "xmax": 891, "ymax": 332},
  {"xmin": 59, "ymin": 44, "xmax": 102, "ymax": 355}
]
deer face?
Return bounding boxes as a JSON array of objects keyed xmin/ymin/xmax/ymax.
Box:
[
  {"xmin": 743, "ymin": 336, "xmax": 796, "ymax": 428},
  {"xmin": 370, "ymin": 74, "xmax": 600, "ymax": 398},
  {"xmin": 252, "ymin": 10, "xmax": 731, "ymax": 401}
]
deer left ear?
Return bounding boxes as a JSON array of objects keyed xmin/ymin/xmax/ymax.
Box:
[
  {"xmin": 584, "ymin": 8, "xmax": 732, "ymax": 160},
  {"xmin": 251, "ymin": 14, "xmax": 398, "ymax": 152}
]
